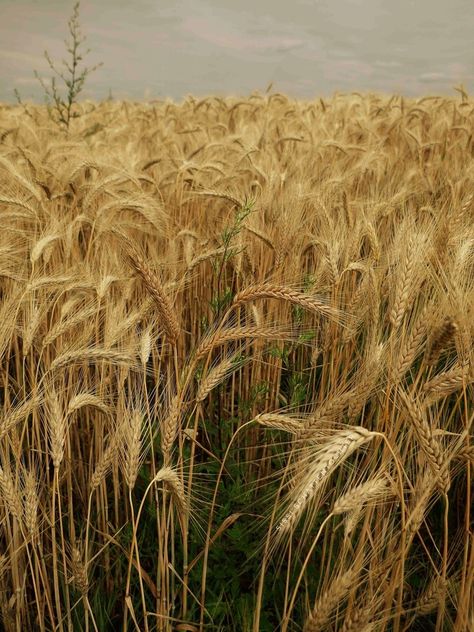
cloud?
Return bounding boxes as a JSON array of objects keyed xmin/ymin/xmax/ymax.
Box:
[
  {"xmin": 374, "ymin": 60, "xmax": 402, "ymax": 69},
  {"xmin": 419, "ymin": 72, "xmax": 446, "ymax": 82},
  {"xmin": 0, "ymin": 48, "xmax": 41, "ymax": 66},
  {"xmin": 180, "ymin": 17, "xmax": 303, "ymax": 54},
  {"xmin": 13, "ymin": 76, "xmax": 45, "ymax": 86}
]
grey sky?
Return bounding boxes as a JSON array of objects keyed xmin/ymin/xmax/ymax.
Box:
[{"xmin": 1, "ymin": 0, "xmax": 473, "ymax": 102}]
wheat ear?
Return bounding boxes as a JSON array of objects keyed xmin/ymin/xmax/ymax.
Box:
[
  {"xmin": 0, "ymin": 466, "xmax": 23, "ymax": 522},
  {"xmin": 392, "ymin": 314, "xmax": 427, "ymax": 382},
  {"xmin": 425, "ymin": 317, "xmax": 458, "ymax": 366},
  {"xmin": 70, "ymin": 541, "xmax": 89, "ymax": 596},
  {"xmin": 332, "ymin": 476, "xmax": 391, "ymax": 515},
  {"xmin": 50, "ymin": 348, "xmax": 135, "ymax": 372},
  {"xmin": 233, "ymin": 283, "xmax": 342, "ymax": 320},
  {"xmin": 123, "ymin": 241, "xmax": 179, "ymax": 345},
  {"xmin": 153, "ymin": 467, "xmax": 188, "ymax": 518},
  {"xmin": 121, "ymin": 410, "xmax": 143, "ymax": 490},
  {"xmin": 255, "ymin": 413, "xmax": 303, "ymax": 434},
  {"xmin": 67, "ymin": 393, "xmax": 110, "ymax": 417},
  {"xmin": 162, "ymin": 395, "xmax": 181, "ymax": 464},
  {"xmin": 196, "ymin": 353, "xmax": 245, "ymax": 402},
  {"xmin": 47, "ymin": 390, "xmax": 66, "ymax": 469},
  {"xmin": 423, "ymin": 364, "xmax": 471, "ymax": 402},
  {"xmin": 195, "ymin": 326, "xmax": 293, "ymax": 360},
  {"xmin": 400, "ymin": 391, "xmax": 450, "ymax": 493},
  {"xmin": 304, "ymin": 567, "xmax": 358, "ymax": 632},
  {"xmin": 23, "ymin": 470, "xmax": 39, "ymax": 541},
  {"xmin": 90, "ymin": 429, "xmax": 121, "ymax": 491},
  {"xmin": 277, "ymin": 426, "xmax": 376, "ymax": 532},
  {"xmin": 390, "ymin": 235, "xmax": 417, "ymax": 328},
  {"xmin": 0, "ymin": 395, "xmax": 41, "ymax": 440}
]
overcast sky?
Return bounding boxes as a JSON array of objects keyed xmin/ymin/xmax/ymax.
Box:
[{"xmin": 1, "ymin": 0, "xmax": 474, "ymax": 102}]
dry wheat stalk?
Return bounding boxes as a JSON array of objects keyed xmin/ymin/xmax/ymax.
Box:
[{"xmin": 2, "ymin": 93, "xmax": 474, "ymax": 632}]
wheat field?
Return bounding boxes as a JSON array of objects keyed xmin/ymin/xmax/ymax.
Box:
[{"xmin": 0, "ymin": 92, "xmax": 472, "ymax": 631}]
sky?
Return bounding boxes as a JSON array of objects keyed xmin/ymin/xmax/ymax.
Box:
[{"xmin": 1, "ymin": 0, "xmax": 474, "ymax": 102}]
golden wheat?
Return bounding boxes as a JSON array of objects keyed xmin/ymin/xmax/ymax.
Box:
[{"xmin": 0, "ymin": 93, "xmax": 472, "ymax": 632}]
